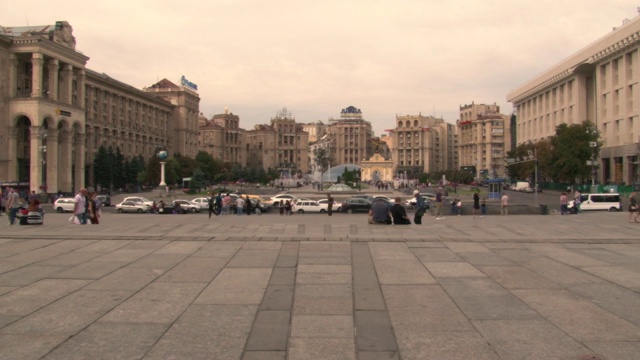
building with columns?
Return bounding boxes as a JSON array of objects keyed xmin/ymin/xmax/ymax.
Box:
[
  {"xmin": 507, "ymin": 15, "xmax": 640, "ymax": 185},
  {"xmin": 0, "ymin": 21, "xmax": 200, "ymax": 194},
  {"xmin": 457, "ymin": 102, "xmax": 509, "ymax": 179}
]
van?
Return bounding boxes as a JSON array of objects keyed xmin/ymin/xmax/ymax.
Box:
[
  {"xmin": 568, "ymin": 193, "xmax": 622, "ymax": 214},
  {"xmin": 512, "ymin": 181, "xmax": 530, "ymax": 191}
]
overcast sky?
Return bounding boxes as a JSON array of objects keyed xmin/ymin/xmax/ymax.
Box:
[{"xmin": 1, "ymin": 1, "xmax": 637, "ymax": 136}]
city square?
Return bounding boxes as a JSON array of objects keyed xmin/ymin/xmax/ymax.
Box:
[{"xmin": 0, "ymin": 209, "xmax": 639, "ymax": 359}]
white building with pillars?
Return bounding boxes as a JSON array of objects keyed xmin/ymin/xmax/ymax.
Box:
[
  {"xmin": 507, "ymin": 15, "xmax": 640, "ymax": 185},
  {"xmin": 0, "ymin": 21, "xmax": 200, "ymax": 194}
]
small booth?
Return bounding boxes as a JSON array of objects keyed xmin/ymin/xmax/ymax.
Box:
[{"xmin": 485, "ymin": 179, "xmax": 505, "ymax": 199}]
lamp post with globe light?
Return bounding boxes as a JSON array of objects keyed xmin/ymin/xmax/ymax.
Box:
[{"xmin": 157, "ymin": 148, "xmax": 168, "ymax": 187}]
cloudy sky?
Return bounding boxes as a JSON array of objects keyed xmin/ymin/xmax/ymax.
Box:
[{"xmin": 1, "ymin": 1, "xmax": 637, "ymax": 135}]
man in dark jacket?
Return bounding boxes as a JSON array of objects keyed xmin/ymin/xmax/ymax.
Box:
[{"xmin": 391, "ymin": 197, "xmax": 411, "ymax": 225}]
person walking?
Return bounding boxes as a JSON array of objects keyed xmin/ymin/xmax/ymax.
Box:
[
  {"xmin": 472, "ymin": 192, "xmax": 480, "ymax": 218},
  {"xmin": 208, "ymin": 193, "xmax": 214, "ymax": 219},
  {"xmin": 6, "ymin": 187, "xmax": 20, "ymax": 225},
  {"xmin": 574, "ymin": 190, "xmax": 582, "ymax": 213},
  {"xmin": 88, "ymin": 191, "xmax": 100, "ymax": 225},
  {"xmin": 284, "ymin": 200, "xmax": 292, "ymax": 216},
  {"xmin": 327, "ymin": 194, "xmax": 334, "ymax": 216},
  {"xmin": 214, "ymin": 193, "xmax": 222, "ymax": 215},
  {"xmin": 73, "ymin": 188, "xmax": 88, "ymax": 224},
  {"xmin": 222, "ymin": 193, "xmax": 231, "ymax": 215},
  {"xmin": 628, "ymin": 192, "xmax": 638, "ymax": 223},
  {"xmin": 244, "ymin": 195, "xmax": 252, "ymax": 215},
  {"xmin": 481, "ymin": 197, "xmax": 487, "ymax": 216},
  {"xmin": 413, "ymin": 190, "xmax": 426, "ymax": 224},
  {"xmin": 501, "ymin": 193, "xmax": 509, "ymax": 216}
]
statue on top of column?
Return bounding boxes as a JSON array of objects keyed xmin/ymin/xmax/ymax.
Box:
[{"xmin": 52, "ymin": 21, "xmax": 76, "ymax": 49}]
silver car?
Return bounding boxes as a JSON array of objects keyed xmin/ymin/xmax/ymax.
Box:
[{"xmin": 115, "ymin": 201, "xmax": 150, "ymax": 213}]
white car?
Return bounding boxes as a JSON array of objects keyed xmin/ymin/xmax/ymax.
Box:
[
  {"xmin": 270, "ymin": 194, "xmax": 297, "ymax": 206},
  {"xmin": 294, "ymin": 200, "xmax": 326, "ymax": 214},
  {"xmin": 317, "ymin": 199, "xmax": 342, "ymax": 212},
  {"xmin": 123, "ymin": 196, "xmax": 154, "ymax": 207},
  {"xmin": 173, "ymin": 199, "xmax": 201, "ymax": 213},
  {"xmin": 115, "ymin": 201, "xmax": 150, "ymax": 213},
  {"xmin": 53, "ymin": 197, "xmax": 76, "ymax": 213},
  {"xmin": 191, "ymin": 197, "xmax": 211, "ymax": 210}
]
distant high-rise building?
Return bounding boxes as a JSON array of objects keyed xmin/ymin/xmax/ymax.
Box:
[
  {"xmin": 301, "ymin": 121, "xmax": 327, "ymax": 143},
  {"xmin": 198, "ymin": 108, "xmax": 245, "ymax": 164},
  {"xmin": 326, "ymin": 106, "xmax": 374, "ymax": 166}
]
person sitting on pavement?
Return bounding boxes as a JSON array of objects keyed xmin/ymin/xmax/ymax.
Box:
[
  {"xmin": 391, "ymin": 197, "xmax": 411, "ymax": 225},
  {"xmin": 369, "ymin": 198, "xmax": 391, "ymax": 225}
]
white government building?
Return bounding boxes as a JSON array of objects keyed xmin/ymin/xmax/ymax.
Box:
[{"xmin": 507, "ymin": 14, "xmax": 640, "ymax": 185}]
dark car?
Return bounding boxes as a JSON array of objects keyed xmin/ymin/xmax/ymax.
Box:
[
  {"xmin": 96, "ymin": 194, "xmax": 111, "ymax": 206},
  {"xmin": 341, "ymin": 198, "xmax": 372, "ymax": 213},
  {"xmin": 351, "ymin": 194, "xmax": 375, "ymax": 203}
]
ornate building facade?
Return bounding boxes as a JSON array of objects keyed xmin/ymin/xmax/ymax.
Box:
[
  {"xmin": 198, "ymin": 108, "xmax": 245, "ymax": 165},
  {"xmin": 0, "ymin": 21, "xmax": 200, "ymax": 193},
  {"xmin": 326, "ymin": 106, "xmax": 374, "ymax": 166},
  {"xmin": 507, "ymin": 15, "xmax": 640, "ymax": 184},
  {"xmin": 387, "ymin": 114, "xmax": 457, "ymax": 178},
  {"xmin": 457, "ymin": 103, "xmax": 509, "ymax": 179}
]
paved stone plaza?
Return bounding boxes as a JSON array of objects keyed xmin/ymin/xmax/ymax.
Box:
[{"xmin": 0, "ymin": 211, "xmax": 639, "ymax": 359}]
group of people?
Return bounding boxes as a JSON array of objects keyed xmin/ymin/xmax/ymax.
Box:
[
  {"xmin": 559, "ymin": 190, "xmax": 581, "ymax": 215},
  {"xmin": 367, "ymin": 190, "xmax": 429, "ymax": 225},
  {"xmin": 207, "ymin": 193, "xmax": 258, "ymax": 218}
]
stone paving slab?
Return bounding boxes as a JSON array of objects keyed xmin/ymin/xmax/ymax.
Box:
[{"xmin": 0, "ymin": 212, "xmax": 639, "ymax": 359}]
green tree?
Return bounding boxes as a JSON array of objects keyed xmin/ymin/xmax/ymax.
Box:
[
  {"xmin": 93, "ymin": 146, "xmax": 113, "ymax": 190},
  {"xmin": 112, "ymin": 147, "xmax": 126, "ymax": 189},
  {"xmin": 188, "ymin": 168, "xmax": 206, "ymax": 194},
  {"xmin": 195, "ymin": 151, "xmax": 218, "ymax": 183},
  {"xmin": 550, "ymin": 121, "xmax": 599, "ymax": 183},
  {"xmin": 313, "ymin": 147, "xmax": 330, "ymax": 188}
]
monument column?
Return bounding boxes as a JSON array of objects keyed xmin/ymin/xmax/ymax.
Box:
[
  {"xmin": 31, "ymin": 53, "xmax": 44, "ymax": 98},
  {"xmin": 46, "ymin": 129, "xmax": 59, "ymax": 193},
  {"xmin": 47, "ymin": 59, "xmax": 59, "ymax": 101}
]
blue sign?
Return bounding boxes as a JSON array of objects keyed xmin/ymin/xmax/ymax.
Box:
[{"xmin": 180, "ymin": 76, "xmax": 198, "ymax": 90}]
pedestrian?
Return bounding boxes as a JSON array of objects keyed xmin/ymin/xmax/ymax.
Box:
[
  {"xmin": 327, "ymin": 194, "xmax": 334, "ymax": 216},
  {"xmin": 574, "ymin": 190, "xmax": 582, "ymax": 213},
  {"xmin": 628, "ymin": 192, "xmax": 638, "ymax": 223},
  {"xmin": 245, "ymin": 195, "xmax": 252, "ymax": 215},
  {"xmin": 88, "ymin": 191, "xmax": 100, "ymax": 225},
  {"xmin": 6, "ymin": 187, "xmax": 20, "ymax": 225},
  {"xmin": 391, "ymin": 197, "xmax": 410, "ymax": 225},
  {"xmin": 222, "ymin": 193, "xmax": 231, "ymax": 215},
  {"xmin": 433, "ymin": 187, "xmax": 444, "ymax": 220},
  {"xmin": 215, "ymin": 192, "xmax": 222, "ymax": 215},
  {"xmin": 208, "ymin": 193, "xmax": 214, "ymax": 219},
  {"xmin": 501, "ymin": 193, "xmax": 509, "ymax": 216},
  {"xmin": 473, "ymin": 192, "xmax": 480, "ymax": 218},
  {"xmin": 481, "ymin": 197, "xmax": 487, "ymax": 216},
  {"xmin": 73, "ymin": 188, "xmax": 88, "ymax": 224},
  {"xmin": 413, "ymin": 190, "xmax": 426, "ymax": 224},
  {"xmin": 560, "ymin": 192, "xmax": 568, "ymax": 215},
  {"xmin": 284, "ymin": 200, "xmax": 292, "ymax": 215},
  {"xmin": 236, "ymin": 196, "xmax": 245, "ymax": 215},
  {"xmin": 456, "ymin": 199, "xmax": 463, "ymax": 216}
]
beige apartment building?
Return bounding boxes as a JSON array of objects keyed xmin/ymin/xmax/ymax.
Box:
[
  {"xmin": 507, "ymin": 15, "xmax": 640, "ymax": 184},
  {"xmin": 326, "ymin": 106, "xmax": 374, "ymax": 166},
  {"xmin": 0, "ymin": 21, "xmax": 199, "ymax": 194},
  {"xmin": 457, "ymin": 103, "xmax": 509, "ymax": 179},
  {"xmin": 387, "ymin": 114, "xmax": 457, "ymax": 178},
  {"xmin": 198, "ymin": 108, "xmax": 245, "ymax": 165},
  {"xmin": 244, "ymin": 108, "xmax": 309, "ymax": 173}
]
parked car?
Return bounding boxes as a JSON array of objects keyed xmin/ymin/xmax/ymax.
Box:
[
  {"xmin": 317, "ymin": 198, "xmax": 342, "ymax": 212},
  {"xmin": 270, "ymin": 194, "xmax": 297, "ymax": 207},
  {"xmin": 294, "ymin": 200, "xmax": 326, "ymax": 214},
  {"xmin": 122, "ymin": 196, "xmax": 154, "ymax": 207},
  {"xmin": 351, "ymin": 194, "xmax": 375, "ymax": 203},
  {"xmin": 173, "ymin": 199, "xmax": 201, "ymax": 213},
  {"xmin": 568, "ymin": 193, "xmax": 622, "ymax": 214},
  {"xmin": 115, "ymin": 201, "xmax": 151, "ymax": 213},
  {"xmin": 341, "ymin": 198, "xmax": 372, "ymax": 213},
  {"xmin": 53, "ymin": 197, "xmax": 76, "ymax": 213},
  {"xmin": 190, "ymin": 197, "xmax": 210, "ymax": 210},
  {"xmin": 249, "ymin": 198, "xmax": 272, "ymax": 214}
]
